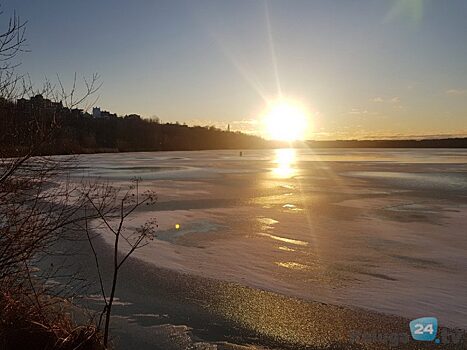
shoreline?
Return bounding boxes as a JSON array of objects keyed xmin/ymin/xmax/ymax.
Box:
[
  {"xmin": 39, "ymin": 209, "xmax": 467, "ymax": 348},
  {"xmin": 71, "ymin": 231, "xmax": 466, "ymax": 350},
  {"xmin": 10, "ymin": 142, "xmax": 467, "ymax": 160},
  {"xmin": 94, "ymin": 196, "xmax": 466, "ymax": 329}
]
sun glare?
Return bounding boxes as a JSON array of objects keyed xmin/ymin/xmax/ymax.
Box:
[
  {"xmin": 262, "ymin": 100, "xmax": 309, "ymax": 141},
  {"xmin": 273, "ymin": 148, "xmax": 296, "ymax": 178}
]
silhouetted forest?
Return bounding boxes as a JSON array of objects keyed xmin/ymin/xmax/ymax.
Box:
[
  {"xmin": 306, "ymin": 138, "xmax": 467, "ymax": 148},
  {"xmin": 0, "ymin": 95, "xmax": 270, "ymax": 157},
  {"xmin": 1, "ymin": 95, "xmax": 466, "ymax": 158}
]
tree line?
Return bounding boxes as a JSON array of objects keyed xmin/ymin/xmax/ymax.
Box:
[
  {"xmin": 306, "ymin": 138, "xmax": 467, "ymax": 148},
  {"xmin": 0, "ymin": 95, "xmax": 270, "ymax": 157}
]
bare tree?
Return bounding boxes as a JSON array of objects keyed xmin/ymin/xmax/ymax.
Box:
[
  {"xmin": 0, "ymin": 5, "xmax": 26, "ymax": 100},
  {"xmin": 0, "ymin": 4, "xmax": 102, "ymax": 282},
  {"xmin": 0, "ymin": 7, "xmax": 26, "ymax": 66},
  {"xmin": 0, "ymin": 6, "xmax": 158, "ymax": 349},
  {"xmin": 82, "ymin": 179, "xmax": 157, "ymax": 348},
  {"xmin": 0, "ymin": 71, "xmax": 101, "ymax": 185},
  {"xmin": 0, "ymin": 6, "xmax": 108, "ymax": 348}
]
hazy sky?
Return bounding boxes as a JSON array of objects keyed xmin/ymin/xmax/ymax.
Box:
[{"xmin": 3, "ymin": 0, "xmax": 467, "ymax": 139}]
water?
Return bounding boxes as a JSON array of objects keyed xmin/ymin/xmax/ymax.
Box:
[{"xmin": 72, "ymin": 148, "xmax": 467, "ymax": 330}]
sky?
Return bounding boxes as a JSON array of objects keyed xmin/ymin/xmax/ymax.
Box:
[{"xmin": 2, "ymin": 0, "xmax": 467, "ymax": 140}]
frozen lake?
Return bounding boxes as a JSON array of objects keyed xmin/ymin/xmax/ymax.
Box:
[{"xmin": 74, "ymin": 148, "xmax": 467, "ymax": 329}]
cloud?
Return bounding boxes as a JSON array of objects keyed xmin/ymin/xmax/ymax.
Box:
[
  {"xmin": 372, "ymin": 96, "xmax": 400, "ymax": 103},
  {"xmin": 446, "ymin": 89, "xmax": 467, "ymax": 96},
  {"xmin": 349, "ymin": 108, "xmax": 368, "ymax": 115},
  {"xmin": 347, "ymin": 108, "xmax": 383, "ymax": 118}
]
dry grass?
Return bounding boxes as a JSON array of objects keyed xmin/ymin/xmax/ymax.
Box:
[{"xmin": 0, "ymin": 289, "xmax": 106, "ymax": 350}]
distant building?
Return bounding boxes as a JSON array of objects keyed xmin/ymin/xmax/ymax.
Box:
[
  {"xmin": 92, "ymin": 107, "xmax": 101, "ymax": 118},
  {"xmin": 101, "ymin": 110, "xmax": 117, "ymax": 118},
  {"xmin": 93, "ymin": 106, "xmax": 117, "ymax": 119},
  {"xmin": 30, "ymin": 94, "xmax": 62, "ymax": 109},
  {"xmin": 15, "ymin": 94, "xmax": 62, "ymax": 113},
  {"xmin": 227, "ymin": 124, "xmax": 230, "ymax": 132}
]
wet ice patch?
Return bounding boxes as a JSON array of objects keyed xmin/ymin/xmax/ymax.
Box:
[
  {"xmin": 156, "ymin": 221, "xmax": 225, "ymax": 243},
  {"xmin": 257, "ymin": 232, "xmax": 308, "ymax": 246},
  {"xmin": 344, "ymin": 171, "xmax": 467, "ymax": 191}
]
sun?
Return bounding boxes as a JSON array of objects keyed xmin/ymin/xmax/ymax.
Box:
[{"xmin": 262, "ymin": 99, "xmax": 309, "ymax": 141}]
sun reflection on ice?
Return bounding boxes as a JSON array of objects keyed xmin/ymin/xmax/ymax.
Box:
[
  {"xmin": 275, "ymin": 261, "xmax": 309, "ymax": 270},
  {"xmin": 273, "ymin": 148, "xmax": 296, "ymax": 178}
]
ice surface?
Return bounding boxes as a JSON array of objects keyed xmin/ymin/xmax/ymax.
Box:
[{"xmin": 79, "ymin": 148, "xmax": 467, "ymax": 329}]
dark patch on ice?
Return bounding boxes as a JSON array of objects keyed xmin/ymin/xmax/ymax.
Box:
[
  {"xmin": 358, "ymin": 271, "xmax": 398, "ymax": 281},
  {"xmin": 390, "ymin": 254, "xmax": 443, "ymax": 268}
]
